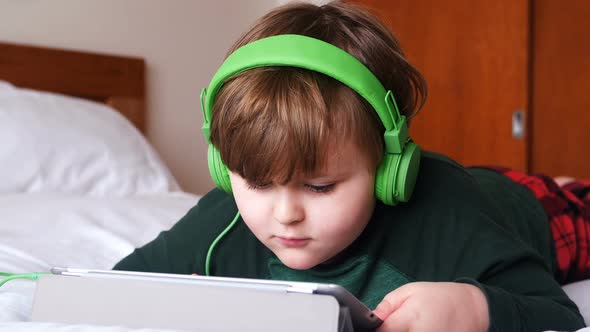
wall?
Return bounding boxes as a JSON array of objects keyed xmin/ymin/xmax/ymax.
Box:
[{"xmin": 0, "ymin": 0, "xmax": 279, "ymax": 194}]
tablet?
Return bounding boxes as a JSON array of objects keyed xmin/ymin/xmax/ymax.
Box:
[{"xmin": 50, "ymin": 267, "xmax": 383, "ymax": 331}]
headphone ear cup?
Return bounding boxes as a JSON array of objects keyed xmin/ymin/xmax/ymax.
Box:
[
  {"xmin": 207, "ymin": 144, "xmax": 232, "ymax": 193},
  {"xmin": 395, "ymin": 142, "xmax": 421, "ymax": 203},
  {"xmin": 374, "ymin": 142, "xmax": 421, "ymax": 206},
  {"xmin": 375, "ymin": 154, "xmax": 398, "ymax": 206}
]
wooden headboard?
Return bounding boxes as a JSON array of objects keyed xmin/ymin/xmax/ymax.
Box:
[{"xmin": 0, "ymin": 41, "xmax": 145, "ymax": 132}]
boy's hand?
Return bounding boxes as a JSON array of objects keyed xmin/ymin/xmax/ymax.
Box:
[{"xmin": 373, "ymin": 282, "xmax": 489, "ymax": 332}]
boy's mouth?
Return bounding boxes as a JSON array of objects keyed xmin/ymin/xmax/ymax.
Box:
[{"xmin": 275, "ymin": 236, "xmax": 310, "ymax": 247}]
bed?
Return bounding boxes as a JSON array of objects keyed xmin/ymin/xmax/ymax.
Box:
[
  {"xmin": 0, "ymin": 41, "xmax": 202, "ymax": 331},
  {"xmin": 0, "ymin": 41, "xmax": 588, "ymax": 331}
]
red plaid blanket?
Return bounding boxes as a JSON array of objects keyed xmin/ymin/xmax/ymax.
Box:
[{"xmin": 483, "ymin": 166, "xmax": 590, "ymax": 284}]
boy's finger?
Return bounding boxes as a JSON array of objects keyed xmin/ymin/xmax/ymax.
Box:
[
  {"xmin": 376, "ymin": 305, "xmax": 412, "ymax": 332},
  {"xmin": 377, "ymin": 307, "xmax": 416, "ymax": 332},
  {"xmin": 373, "ymin": 299, "xmax": 394, "ymax": 320},
  {"xmin": 373, "ymin": 285, "xmax": 413, "ymax": 320}
]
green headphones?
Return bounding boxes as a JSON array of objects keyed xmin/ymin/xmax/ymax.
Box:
[{"xmin": 201, "ymin": 34, "xmax": 420, "ymax": 206}]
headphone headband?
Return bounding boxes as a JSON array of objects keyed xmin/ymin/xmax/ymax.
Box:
[{"xmin": 201, "ymin": 34, "xmax": 408, "ymax": 153}]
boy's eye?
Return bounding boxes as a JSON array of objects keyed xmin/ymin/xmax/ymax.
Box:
[
  {"xmin": 246, "ymin": 181, "xmax": 271, "ymax": 191},
  {"xmin": 306, "ymin": 184, "xmax": 335, "ymax": 194}
]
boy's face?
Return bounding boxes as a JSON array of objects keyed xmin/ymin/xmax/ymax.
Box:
[{"xmin": 229, "ymin": 141, "xmax": 376, "ymax": 270}]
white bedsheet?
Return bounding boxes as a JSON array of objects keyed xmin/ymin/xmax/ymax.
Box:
[
  {"xmin": 0, "ymin": 192, "xmax": 200, "ymax": 332},
  {"xmin": 0, "ymin": 193, "xmax": 199, "ymax": 273}
]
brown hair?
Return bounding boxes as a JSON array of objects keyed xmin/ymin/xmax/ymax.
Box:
[{"xmin": 210, "ymin": 0, "xmax": 426, "ymax": 185}]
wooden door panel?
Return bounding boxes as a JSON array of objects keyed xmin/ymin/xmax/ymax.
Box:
[
  {"xmin": 350, "ymin": 0, "xmax": 530, "ymax": 171},
  {"xmin": 532, "ymin": 0, "xmax": 590, "ymax": 178}
]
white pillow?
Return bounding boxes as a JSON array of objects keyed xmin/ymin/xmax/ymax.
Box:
[{"xmin": 0, "ymin": 80, "xmax": 181, "ymax": 196}]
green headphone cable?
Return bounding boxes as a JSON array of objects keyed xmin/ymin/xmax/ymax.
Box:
[
  {"xmin": 0, "ymin": 272, "xmax": 48, "ymax": 288},
  {"xmin": 205, "ymin": 211, "xmax": 241, "ymax": 276}
]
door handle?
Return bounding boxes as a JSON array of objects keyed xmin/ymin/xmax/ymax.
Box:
[{"xmin": 512, "ymin": 110, "xmax": 525, "ymax": 139}]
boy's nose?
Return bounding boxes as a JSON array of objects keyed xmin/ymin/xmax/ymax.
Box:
[{"xmin": 272, "ymin": 191, "xmax": 304, "ymax": 225}]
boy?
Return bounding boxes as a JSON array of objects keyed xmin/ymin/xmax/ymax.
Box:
[{"xmin": 115, "ymin": 1, "xmax": 586, "ymax": 331}]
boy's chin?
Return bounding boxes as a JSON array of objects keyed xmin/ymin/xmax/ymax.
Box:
[{"xmin": 275, "ymin": 253, "xmax": 322, "ymax": 270}]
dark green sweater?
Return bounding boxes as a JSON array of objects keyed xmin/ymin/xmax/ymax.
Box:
[{"xmin": 114, "ymin": 152, "xmax": 585, "ymax": 331}]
